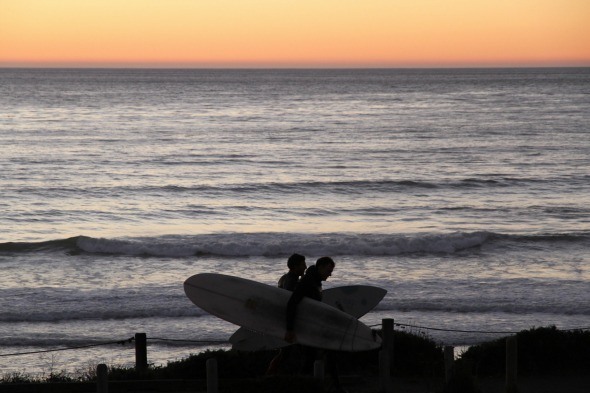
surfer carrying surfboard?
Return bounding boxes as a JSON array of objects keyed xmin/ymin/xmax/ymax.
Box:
[
  {"xmin": 266, "ymin": 253, "xmax": 307, "ymax": 375},
  {"xmin": 284, "ymin": 256, "xmax": 347, "ymax": 392},
  {"xmin": 284, "ymin": 256, "xmax": 335, "ymax": 343}
]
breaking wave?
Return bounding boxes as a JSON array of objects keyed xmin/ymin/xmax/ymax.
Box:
[{"xmin": 1, "ymin": 231, "xmax": 588, "ymax": 258}]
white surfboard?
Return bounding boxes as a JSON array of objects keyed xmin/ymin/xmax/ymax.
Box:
[
  {"xmin": 184, "ymin": 273, "xmax": 382, "ymax": 352},
  {"xmin": 230, "ymin": 285, "xmax": 386, "ymax": 351},
  {"xmin": 322, "ymin": 285, "xmax": 387, "ymax": 317},
  {"xmin": 229, "ymin": 327, "xmax": 291, "ymax": 351}
]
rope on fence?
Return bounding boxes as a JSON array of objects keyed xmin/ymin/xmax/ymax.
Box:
[
  {"xmin": 368, "ymin": 321, "xmax": 590, "ymax": 334},
  {"xmin": 1, "ymin": 323, "xmax": 588, "ymax": 359},
  {"xmin": 0, "ymin": 337, "xmax": 134, "ymax": 358},
  {"xmin": 395, "ymin": 322, "xmax": 521, "ymax": 334},
  {"xmin": 147, "ymin": 337, "xmax": 228, "ymax": 344},
  {"xmin": 0, "ymin": 337, "xmax": 228, "ymax": 359}
]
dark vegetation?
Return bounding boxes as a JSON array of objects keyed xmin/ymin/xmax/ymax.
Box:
[
  {"xmin": 457, "ymin": 326, "xmax": 590, "ymax": 376},
  {"xmin": 2, "ymin": 326, "xmax": 588, "ymax": 390}
]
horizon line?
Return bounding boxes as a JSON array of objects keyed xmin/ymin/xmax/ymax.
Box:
[
  {"xmin": 1, "ymin": 64, "xmax": 589, "ymax": 70},
  {"xmin": 2, "ymin": 58, "xmax": 590, "ymax": 70}
]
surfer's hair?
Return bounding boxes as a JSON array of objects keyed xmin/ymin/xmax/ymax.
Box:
[
  {"xmin": 316, "ymin": 256, "xmax": 335, "ymax": 268},
  {"xmin": 287, "ymin": 253, "xmax": 306, "ymax": 269}
]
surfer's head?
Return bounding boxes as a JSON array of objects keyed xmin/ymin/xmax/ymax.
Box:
[
  {"xmin": 288, "ymin": 253, "xmax": 307, "ymax": 276},
  {"xmin": 316, "ymin": 256, "xmax": 335, "ymax": 281}
]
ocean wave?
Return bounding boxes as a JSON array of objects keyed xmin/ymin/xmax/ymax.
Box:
[
  {"xmin": 0, "ymin": 337, "xmax": 137, "ymax": 348},
  {"xmin": 0, "ymin": 232, "xmax": 490, "ymax": 257},
  {"xmin": 0, "ymin": 237, "xmax": 80, "ymax": 253},
  {"xmin": 1, "ymin": 231, "xmax": 589, "ymax": 258},
  {"xmin": 0, "ymin": 336, "xmax": 214, "ymax": 349},
  {"xmin": 379, "ymin": 300, "xmax": 590, "ymax": 317},
  {"xmin": 0, "ymin": 305, "xmax": 205, "ymax": 323},
  {"xmin": 6, "ymin": 176, "xmax": 564, "ymax": 198},
  {"xmin": 3, "ymin": 293, "xmax": 587, "ymax": 324}
]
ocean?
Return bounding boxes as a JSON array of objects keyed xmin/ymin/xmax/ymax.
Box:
[{"xmin": 1, "ymin": 68, "xmax": 589, "ymax": 376}]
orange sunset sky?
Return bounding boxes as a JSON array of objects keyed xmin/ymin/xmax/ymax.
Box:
[{"xmin": 1, "ymin": 0, "xmax": 589, "ymax": 68}]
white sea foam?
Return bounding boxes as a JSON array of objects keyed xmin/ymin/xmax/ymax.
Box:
[{"xmin": 75, "ymin": 232, "xmax": 491, "ymax": 257}]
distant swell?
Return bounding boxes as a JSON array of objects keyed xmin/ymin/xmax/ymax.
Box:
[
  {"xmin": 1, "ymin": 231, "xmax": 588, "ymax": 258},
  {"xmin": 8, "ymin": 176, "xmax": 560, "ymax": 198}
]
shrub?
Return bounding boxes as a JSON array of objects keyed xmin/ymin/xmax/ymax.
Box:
[{"xmin": 457, "ymin": 326, "xmax": 590, "ymax": 376}]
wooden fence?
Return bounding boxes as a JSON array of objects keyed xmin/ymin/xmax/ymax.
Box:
[{"xmin": 2, "ymin": 319, "xmax": 520, "ymax": 393}]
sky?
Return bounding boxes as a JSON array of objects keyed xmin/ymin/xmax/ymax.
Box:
[{"xmin": 1, "ymin": 0, "xmax": 589, "ymax": 68}]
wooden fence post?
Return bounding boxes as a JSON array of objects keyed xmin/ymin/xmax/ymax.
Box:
[
  {"xmin": 506, "ymin": 336, "xmax": 518, "ymax": 393},
  {"xmin": 207, "ymin": 358, "xmax": 218, "ymax": 393},
  {"xmin": 135, "ymin": 332, "xmax": 148, "ymax": 372},
  {"xmin": 444, "ymin": 346, "xmax": 455, "ymax": 383},
  {"xmin": 96, "ymin": 363, "xmax": 108, "ymax": 393},
  {"xmin": 379, "ymin": 318, "xmax": 394, "ymax": 393}
]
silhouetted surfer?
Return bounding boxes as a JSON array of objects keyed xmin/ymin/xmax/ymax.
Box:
[
  {"xmin": 266, "ymin": 253, "xmax": 306, "ymax": 375},
  {"xmin": 285, "ymin": 257, "xmax": 346, "ymax": 392}
]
